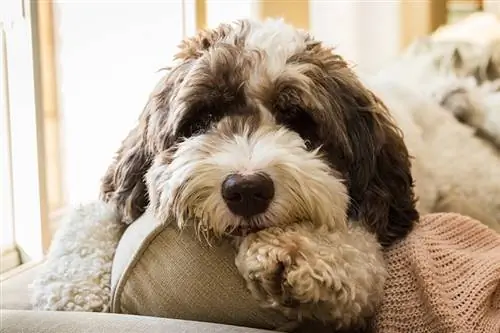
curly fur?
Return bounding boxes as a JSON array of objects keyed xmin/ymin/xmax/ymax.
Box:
[
  {"xmin": 145, "ymin": 124, "xmax": 350, "ymax": 238},
  {"xmin": 235, "ymin": 223, "xmax": 386, "ymax": 330},
  {"xmin": 32, "ymin": 201, "xmax": 124, "ymax": 311}
]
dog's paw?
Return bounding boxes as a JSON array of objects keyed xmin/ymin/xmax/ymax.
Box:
[
  {"xmin": 235, "ymin": 224, "xmax": 387, "ymax": 330},
  {"xmin": 235, "ymin": 227, "xmax": 306, "ymax": 310}
]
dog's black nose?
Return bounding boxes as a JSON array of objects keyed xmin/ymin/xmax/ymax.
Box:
[{"xmin": 221, "ymin": 173, "xmax": 274, "ymax": 217}]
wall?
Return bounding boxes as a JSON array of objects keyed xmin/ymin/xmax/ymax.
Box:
[
  {"xmin": 205, "ymin": 0, "xmax": 258, "ymax": 28},
  {"xmin": 258, "ymin": 0, "xmax": 309, "ymax": 29},
  {"xmin": 53, "ymin": 1, "xmax": 189, "ymax": 205},
  {"xmin": 484, "ymin": 0, "xmax": 500, "ymax": 14},
  {"xmin": 309, "ymin": 1, "xmax": 402, "ymax": 74}
]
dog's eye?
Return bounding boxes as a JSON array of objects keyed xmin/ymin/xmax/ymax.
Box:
[
  {"xmin": 189, "ymin": 121, "xmax": 208, "ymax": 135},
  {"xmin": 178, "ymin": 112, "xmax": 215, "ymax": 138},
  {"xmin": 276, "ymin": 106, "xmax": 318, "ymax": 150},
  {"xmin": 192, "ymin": 113, "xmax": 214, "ymax": 134}
]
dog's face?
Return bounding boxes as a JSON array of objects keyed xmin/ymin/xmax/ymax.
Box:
[{"xmin": 102, "ymin": 19, "xmax": 418, "ymax": 246}]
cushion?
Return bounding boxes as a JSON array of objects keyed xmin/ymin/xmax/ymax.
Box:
[{"xmin": 110, "ymin": 210, "xmax": 289, "ymax": 331}]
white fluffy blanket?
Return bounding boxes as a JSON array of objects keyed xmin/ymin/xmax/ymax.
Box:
[{"xmin": 32, "ymin": 201, "xmax": 124, "ymax": 312}]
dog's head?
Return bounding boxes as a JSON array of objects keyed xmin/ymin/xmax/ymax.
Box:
[{"xmin": 101, "ymin": 19, "xmax": 418, "ymax": 246}]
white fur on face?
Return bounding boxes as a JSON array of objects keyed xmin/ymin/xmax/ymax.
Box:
[{"xmin": 146, "ymin": 114, "xmax": 349, "ymax": 239}]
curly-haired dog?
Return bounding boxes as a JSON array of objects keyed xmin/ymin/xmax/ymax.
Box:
[
  {"xmin": 100, "ymin": 18, "xmax": 416, "ymax": 330},
  {"xmin": 100, "ymin": 18, "xmax": 500, "ymax": 330}
]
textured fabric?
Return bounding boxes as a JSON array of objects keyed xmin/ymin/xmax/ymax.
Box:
[
  {"xmin": 111, "ymin": 210, "xmax": 289, "ymax": 331},
  {"xmin": 374, "ymin": 213, "xmax": 500, "ymax": 333},
  {"xmin": 31, "ymin": 201, "xmax": 125, "ymax": 312},
  {"xmin": 0, "ymin": 310, "xmax": 277, "ymax": 333}
]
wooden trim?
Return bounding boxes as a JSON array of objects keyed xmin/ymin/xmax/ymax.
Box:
[
  {"xmin": 1, "ymin": 1, "xmax": 47, "ymax": 261},
  {"xmin": 195, "ymin": 0, "xmax": 207, "ymax": 30},
  {"xmin": 27, "ymin": 0, "xmax": 52, "ymax": 254},
  {"xmin": 431, "ymin": 0, "xmax": 449, "ymax": 30},
  {"xmin": 31, "ymin": 0, "xmax": 63, "ymax": 249},
  {"xmin": 35, "ymin": 0, "xmax": 64, "ymax": 215},
  {"xmin": 257, "ymin": 0, "xmax": 309, "ymax": 30},
  {"xmin": 448, "ymin": 0, "xmax": 483, "ymax": 11},
  {"xmin": 400, "ymin": 0, "xmax": 448, "ymax": 49},
  {"xmin": 1, "ymin": 25, "xmax": 16, "ymax": 257}
]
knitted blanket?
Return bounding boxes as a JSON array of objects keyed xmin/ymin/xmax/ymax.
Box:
[{"xmin": 373, "ymin": 213, "xmax": 500, "ymax": 333}]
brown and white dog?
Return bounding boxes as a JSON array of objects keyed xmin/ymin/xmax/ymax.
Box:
[
  {"xmin": 99, "ymin": 18, "xmax": 500, "ymax": 330},
  {"xmin": 101, "ymin": 18, "xmax": 418, "ymax": 243}
]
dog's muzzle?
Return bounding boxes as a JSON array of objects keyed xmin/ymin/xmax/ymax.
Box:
[{"xmin": 221, "ymin": 172, "xmax": 275, "ymax": 218}]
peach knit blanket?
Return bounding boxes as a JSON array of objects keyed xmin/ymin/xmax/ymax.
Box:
[{"xmin": 373, "ymin": 213, "xmax": 500, "ymax": 333}]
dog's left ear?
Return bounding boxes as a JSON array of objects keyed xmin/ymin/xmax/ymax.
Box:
[
  {"xmin": 319, "ymin": 60, "xmax": 419, "ymax": 247},
  {"xmin": 346, "ymin": 89, "xmax": 419, "ymax": 247}
]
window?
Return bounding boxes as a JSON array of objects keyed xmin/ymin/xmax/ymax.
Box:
[
  {"xmin": 1, "ymin": 0, "xmax": 46, "ymax": 272},
  {"xmin": 0, "ymin": 0, "xmax": 198, "ymax": 273},
  {"xmin": 1, "ymin": 26, "xmax": 18, "ymax": 272},
  {"xmin": 53, "ymin": 1, "xmax": 190, "ymax": 207}
]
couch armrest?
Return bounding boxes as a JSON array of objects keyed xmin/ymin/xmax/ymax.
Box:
[
  {"xmin": 0, "ymin": 261, "xmax": 43, "ymax": 310},
  {"xmin": 0, "ymin": 310, "xmax": 277, "ymax": 333}
]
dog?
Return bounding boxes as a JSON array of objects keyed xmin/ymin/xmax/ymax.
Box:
[{"xmin": 99, "ymin": 18, "xmax": 500, "ymax": 330}]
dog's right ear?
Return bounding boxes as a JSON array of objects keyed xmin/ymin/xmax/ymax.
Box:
[
  {"xmin": 100, "ymin": 121, "xmax": 150, "ymax": 224},
  {"xmin": 100, "ymin": 65, "xmax": 188, "ymax": 224},
  {"xmin": 100, "ymin": 24, "xmax": 231, "ymax": 223}
]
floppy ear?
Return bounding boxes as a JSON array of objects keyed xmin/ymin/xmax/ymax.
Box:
[
  {"xmin": 100, "ymin": 122, "xmax": 150, "ymax": 224},
  {"xmin": 100, "ymin": 63, "xmax": 189, "ymax": 223},
  {"xmin": 100, "ymin": 25, "xmax": 230, "ymax": 223},
  {"xmin": 316, "ymin": 58, "xmax": 419, "ymax": 246},
  {"xmin": 344, "ymin": 89, "xmax": 419, "ymax": 247}
]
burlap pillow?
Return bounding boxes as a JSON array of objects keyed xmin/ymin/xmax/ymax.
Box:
[{"xmin": 110, "ymin": 210, "xmax": 289, "ymax": 331}]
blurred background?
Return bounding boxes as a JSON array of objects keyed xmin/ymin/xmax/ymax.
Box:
[{"xmin": 0, "ymin": 0, "xmax": 498, "ymax": 272}]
